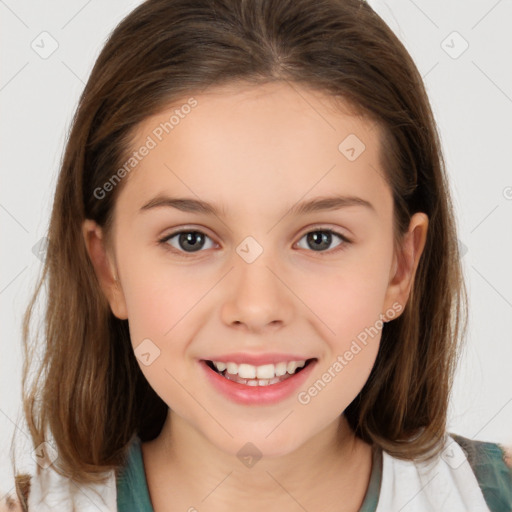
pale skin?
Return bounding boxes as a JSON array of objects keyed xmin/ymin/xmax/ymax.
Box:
[{"xmin": 82, "ymin": 81, "xmax": 429, "ymax": 512}]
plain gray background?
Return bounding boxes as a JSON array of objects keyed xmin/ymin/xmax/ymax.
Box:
[{"xmin": 1, "ymin": 0, "xmax": 511, "ymax": 498}]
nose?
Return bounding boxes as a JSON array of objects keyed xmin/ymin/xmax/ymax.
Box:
[{"xmin": 220, "ymin": 251, "xmax": 294, "ymax": 333}]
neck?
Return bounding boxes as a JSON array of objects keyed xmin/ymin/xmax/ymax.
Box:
[{"xmin": 142, "ymin": 412, "xmax": 374, "ymax": 512}]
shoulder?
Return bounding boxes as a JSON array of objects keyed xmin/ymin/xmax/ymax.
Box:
[
  {"xmin": 0, "ymin": 473, "xmax": 31, "ymax": 512},
  {"xmin": 450, "ymin": 432, "xmax": 512, "ymax": 512},
  {"xmin": 0, "ymin": 495, "xmax": 23, "ymax": 512},
  {"xmin": 2, "ymin": 438, "xmax": 141, "ymax": 512},
  {"xmin": 2, "ymin": 465, "xmax": 116, "ymax": 512},
  {"xmin": 377, "ymin": 431, "xmax": 511, "ymax": 512}
]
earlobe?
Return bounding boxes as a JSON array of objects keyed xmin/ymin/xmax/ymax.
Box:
[
  {"xmin": 384, "ymin": 212, "xmax": 429, "ymax": 316},
  {"xmin": 81, "ymin": 219, "xmax": 128, "ymax": 320}
]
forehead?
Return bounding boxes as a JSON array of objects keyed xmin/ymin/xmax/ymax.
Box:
[{"xmin": 117, "ymin": 81, "xmax": 389, "ymax": 218}]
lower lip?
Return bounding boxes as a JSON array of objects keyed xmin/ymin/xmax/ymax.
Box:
[{"xmin": 200, "ymin": 359, "xmax": 317, "ymax": 405}]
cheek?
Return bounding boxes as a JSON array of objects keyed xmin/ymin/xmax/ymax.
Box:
[
  {"xmin": 119, "ymin": 246, "xmax": 202, "ymax": 339},
  {"xmin": 299, "ymin": 268, "xmax": 386, "ymax": 415},
  {"xmin": 302, "ymin": 252, "xmax": 392, "ymax": 338},
  {"xmin": 119, "ymin": 260, "xmax": 202, "ymax": 407},
  {"xmin": 306, "ymin": 339, "xmax": 379, "ymax": 421},
  {"xmin": 296, "ymin": 243, "xmax": 392, "ymax": 407}
]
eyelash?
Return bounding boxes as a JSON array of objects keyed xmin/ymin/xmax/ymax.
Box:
[{"xmin": 158, "ymin": 227, "xmax": 352, "ymax": 258}]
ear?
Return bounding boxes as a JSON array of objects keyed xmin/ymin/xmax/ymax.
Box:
[
  {"xmin": 82, "ymin": 219, "xmax": 128, "ymax": 320},
  {"xmin": 382, "ymin": 212, "xmax": 429, "ymax": 319}
]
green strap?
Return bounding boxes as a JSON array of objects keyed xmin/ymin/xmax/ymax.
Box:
[
  {"xmin": 116, "ymin": 436, "xmax": 154, "ymax": 512},
  {"xmin": 450, "ymin": 432, "xmax": 512, "ymax": 512},
  {"xmin": 358, "ymin": 445, "xmax": 382, "ymax": 512}
]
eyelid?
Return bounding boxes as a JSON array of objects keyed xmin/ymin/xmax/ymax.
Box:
[
  {"xmin": 295, "ymin": 224, "xmax": 353, "ymax": 243},
  {"xmin": 159, "ymin": 224, "xmax": 217, "ymax": 241}
]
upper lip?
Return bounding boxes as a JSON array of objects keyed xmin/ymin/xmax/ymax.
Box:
[{"xmin": 201, "ymin": 353, "xmax": 316, "ymax": 366}]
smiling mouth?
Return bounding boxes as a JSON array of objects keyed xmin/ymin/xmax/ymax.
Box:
[{"xmin": 204, "ymin": 358, "xmax": 316, "ymax": 386}]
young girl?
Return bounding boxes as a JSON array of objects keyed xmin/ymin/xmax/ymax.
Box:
[{"xmin": 5, "ymin": 0, "xmax": 511, "ymax": 510}]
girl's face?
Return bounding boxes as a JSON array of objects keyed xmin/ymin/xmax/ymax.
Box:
[{"xmin": 84, "ymin": 81, "xmax": 427, "ymax": 457}]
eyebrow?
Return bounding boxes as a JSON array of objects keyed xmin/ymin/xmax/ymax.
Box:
[{"xmin": 139, "ymin": 194, "xmax": 376, "ymax": 217}]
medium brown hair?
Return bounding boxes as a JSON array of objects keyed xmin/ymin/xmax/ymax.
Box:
[{"xmin": 12, "ymin": 0, "xmax": 467, "ymax": 490}]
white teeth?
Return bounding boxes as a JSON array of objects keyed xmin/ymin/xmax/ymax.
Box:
[
  {"xmin": 213, "ymin": 361, "xmax": 227, "ymax": 372},
  {"xmin": 287, "ymin": 361, "xmax": 298, "ymax": 374},
  {"xmin": 238, "ymin": 364, "xmax": 256, "ymax": 379},
  {"xmin": 226, "ymin": 362, "xmax": 238, "ymax": 374},
  {"xmin": 256, "ymin": 364, "xmax": 275, "ymax": 379},
  {"xmin": 223, "ymin": 374, "xmax": 289, "ymax": 386},
  {"xmin": 275, "ymin": 362, "xmax": 288, "ymax": 377},
  {"xmin": 211, "ymin": 359, "xmax": 309, "ymax": 379}
]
